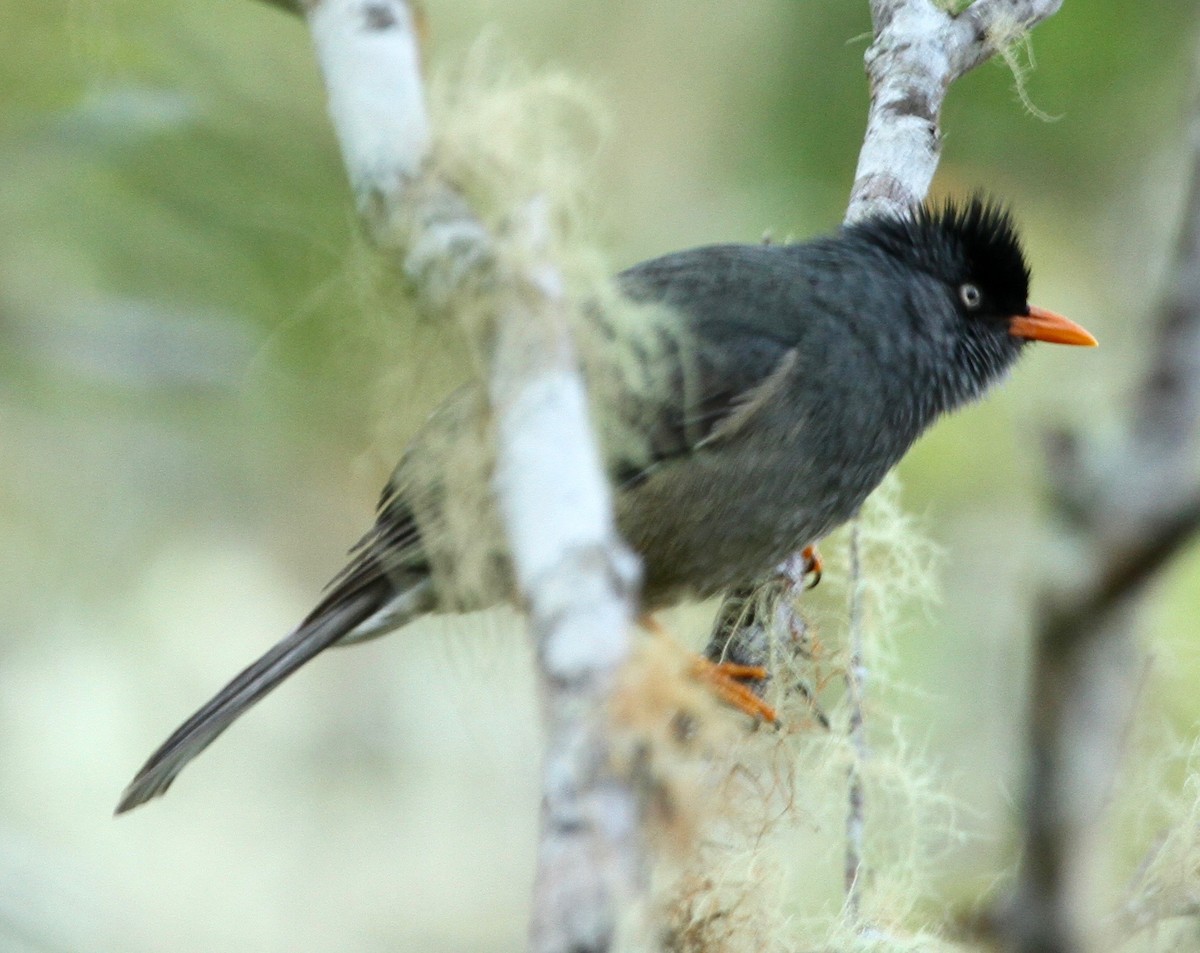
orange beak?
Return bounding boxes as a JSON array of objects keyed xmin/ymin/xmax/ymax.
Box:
[{"xmin": 1008, "ymin": 305, "xmax": 1097, "ymax": 347}]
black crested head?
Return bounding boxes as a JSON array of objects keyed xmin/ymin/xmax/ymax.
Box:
[
  {"xmin": 840, "ymin": 195, "xmax": 1042, "ymax": 413},
  {"xmin": 848, "ymin": 194, "xmax": 1032, "ymax": 326}
]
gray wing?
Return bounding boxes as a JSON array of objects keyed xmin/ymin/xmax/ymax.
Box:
[{"xmin": 608, "ymin": 244, "xmax": 807, "ymax": 487}]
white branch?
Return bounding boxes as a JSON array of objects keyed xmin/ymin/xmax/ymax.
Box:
[
  {"xmin": 303, "ymin": 2, "xmax": 643, "ymax": 951},
  {"xmin": 835, "ymin": 0, "xmax": 1061, "ymax": 937},
  {"xmin": 307, "ymin": 0, "xmax": 429, "ymax": 203},
  {"xmin": 848, "ymin": 0, "xmax": 1063, "ymax": 222}
]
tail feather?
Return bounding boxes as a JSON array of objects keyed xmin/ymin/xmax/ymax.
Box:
[{"xmin": 116, "ymin": 579, "xmax": 392, "ymax": 815}]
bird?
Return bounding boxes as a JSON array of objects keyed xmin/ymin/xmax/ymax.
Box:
[{"xmin": 116, "ymin": 195, "xmax": 1096, "ymax": 814}]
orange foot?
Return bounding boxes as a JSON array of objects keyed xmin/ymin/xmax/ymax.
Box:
[
  {"xmin": 689, "ymin": 655, "xmax": 778, "ymax": 725},
  {"xmin": 640, "ymin": 615, "xmax": 778, "ymax": 725},
  {"xmin": 801, "ymin": 544, "xmax": 823, "ymax": 589}
]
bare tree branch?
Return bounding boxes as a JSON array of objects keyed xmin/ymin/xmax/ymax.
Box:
[
  {"xmin": 846, "ymin": 0, "xmax": 1062, "ymax": 928},
  {"xmin": 843, "ymin": 522, "xmax": 869, "ymax": 921},
  {"xmin": 1008, "ymin": 59, "xmax": 1200, "ymax": 953},
  {"xmin": 300, "ymin": 2, "xmax": 643, "ymax": 951},
  {"xmin": 848, "ymin": 0, "xmax": 1063, "ymax": 222}
]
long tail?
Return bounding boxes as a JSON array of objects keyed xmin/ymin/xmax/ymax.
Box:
[{"xmin": 116, "ymin": 578, "xmax": 397, "ymax": 814}]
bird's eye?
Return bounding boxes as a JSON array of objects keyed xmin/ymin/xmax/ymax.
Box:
[{"xmin": 959, "ymin": 283, "xmax": 983, "ymax": 310}]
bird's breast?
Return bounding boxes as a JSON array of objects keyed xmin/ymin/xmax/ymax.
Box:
[{"xmin": 616, "ymin": 393, "xmax": 916, "ymax": 609}]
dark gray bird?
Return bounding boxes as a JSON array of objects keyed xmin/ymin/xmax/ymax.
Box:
[{"xmin": 116, "ymin": 196, "xmax": 1095, "ymax": 813}]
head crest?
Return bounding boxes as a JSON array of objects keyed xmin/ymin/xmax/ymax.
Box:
[{"xmin": 851, "ymin": 194, "xmax": 1031, "ymax": 306}]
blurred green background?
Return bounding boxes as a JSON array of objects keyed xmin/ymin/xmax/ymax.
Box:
[{"xmin": 3, "ymin": 1, "xmax": 1199, "ymax": 950}]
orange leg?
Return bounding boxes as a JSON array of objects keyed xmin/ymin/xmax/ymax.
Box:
[
  {"xmin": 688, "ymin": 655, "xmax": 778, "ymax": 725},
  {"xmin": 640, "ymin": 615, "xmax": 778, "ymax": 725},
  {"xmin": 801, "ymin": 545, "xmax": 823, "ymax": 589}
]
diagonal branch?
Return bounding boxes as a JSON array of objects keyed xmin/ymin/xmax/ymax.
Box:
[
  {"xmin": 849, "ymin": 0, "xmax": 1063, "ymax": 222},
  {"xmin": 300, "ymin": 2, "xmax": 643, "ymax": 952},
  {"xmin": 1009, "ymin": 62, "xmax": 1200, "ymax": 953}
]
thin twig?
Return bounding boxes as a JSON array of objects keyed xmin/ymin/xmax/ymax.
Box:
[
  {"xmin": 844, "ymin": 520, "xmax": 869, "ymax": 921},
  {"xmin": 252, "ymin": 0, "xmax": 303, "ymax": 16}
]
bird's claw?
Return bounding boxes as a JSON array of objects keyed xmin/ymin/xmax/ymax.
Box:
[
  {"xmin": 640, "ymin": 614, "xmax": 778, "ymax": 725},
  {"xmin": 689, "ymin": 656, "xmax": 778, "ymax": 725},
  {"xmin": 801, "ymin": 545, "xmax": 823, "ymax": 589}
]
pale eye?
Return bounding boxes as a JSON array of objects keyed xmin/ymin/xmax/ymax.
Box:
[{"xmin": 959, "ymin": 282, "xmax": 983, "ymax": 310}]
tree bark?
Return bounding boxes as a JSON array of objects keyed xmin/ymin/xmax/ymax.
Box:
[{"xmin": 302, "ymin": 3, "xmax": 644, "ymax": 951}]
